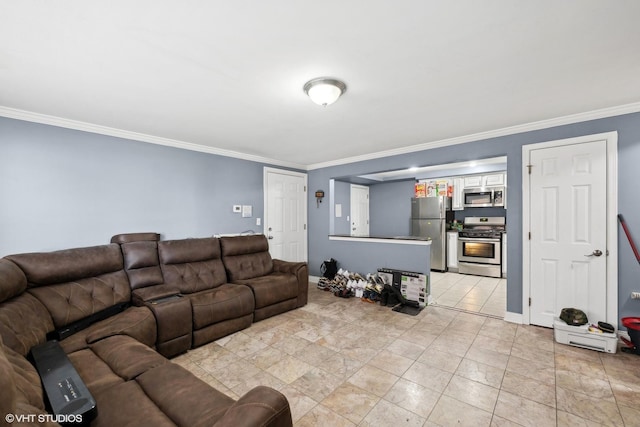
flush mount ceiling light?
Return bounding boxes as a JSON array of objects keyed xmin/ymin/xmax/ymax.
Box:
[{"xmin": 303, "ymin": 77, "xmax": 347, "ymax": 106}]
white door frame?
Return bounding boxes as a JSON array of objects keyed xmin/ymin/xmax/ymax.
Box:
[
  {"xmin": 263, "ymin": 167, "xmax": 308, "ymax": 262},
  {"xmin": 522, "ymin": 131, "xmax": 618, "ymax": 325}
]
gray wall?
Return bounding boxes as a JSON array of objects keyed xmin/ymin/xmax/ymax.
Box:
[
  {"xmin": 2, "ymin": 111, "xmax": 640, "ymax": 325},
  {"xmin": 331, "ymin": 180, "xmax": 352, "ymax": 235},
  {"xmin": 369, "ymin": 180, "xmax": 413, "ymax": 237},
  {"xmin": 323, "ymin": 240, "xmax": 430, "ymax": 276},
  {"xmin": 309, "ymin": 112, "xmax": 640, "ymax": 322},
  {"xmin": 0, "ymin": 117, "xmax": 296, "ymax": 255}
]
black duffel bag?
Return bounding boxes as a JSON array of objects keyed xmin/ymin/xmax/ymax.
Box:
[{"xmin": 320, "ymin": 258, "xmax": 338, "ymax": 279}]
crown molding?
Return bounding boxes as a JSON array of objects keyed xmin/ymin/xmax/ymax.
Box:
[
  {"xmin": 3, "ymin": 101, "xmax": 639, "ymax": 172},
  {"xmin": 0, "ymin": 106, "xmax": 307, "ymax": 171},
  {"xmin": 306, "ymin": 101, "xmax": 640, "ymax": 170}
]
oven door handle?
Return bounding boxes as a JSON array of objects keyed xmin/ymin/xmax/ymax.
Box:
[{"xmin": 458, "ymin": 237, "xmax": 501, "ymax": 243}]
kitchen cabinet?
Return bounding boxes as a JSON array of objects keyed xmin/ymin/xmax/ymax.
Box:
[
  {"xmin": 463, "ymin": 176, "xmax": 482, "ymax": 188},
  {"xmin": 447, "ymin": 231, "xmax": 459, "ymax": 272},
  {"xmin": 501, "ymin": 232, "xmax": 507, "ymax": 278},
  {"xmin": 484, "ymin": 173, "xmax": 505, "ymax": 186},
  {"xmin": 462, "ymin": 172, "xmax": 506, "ymax": 189},
  {"xmin": 452, "ymin": 177, "xmax": 465, "ymax": 210}
]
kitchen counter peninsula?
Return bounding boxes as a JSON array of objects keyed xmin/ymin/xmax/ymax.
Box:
[
  {"xmin": 324, "ymin": 235, "xmax": 431, "ymax": 277},
  {"xmin": 329, "ymin": 235, "xmax": 431, "ymax": 245}
]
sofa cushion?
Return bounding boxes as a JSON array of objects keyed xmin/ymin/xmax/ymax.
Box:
[
  {"xmin": 7, "ymin": 244, "xmax": 123, "ymax": 286},
  {"xmin": 66, "ymin": 348, "xmax": 125, "ymax": 396},
  {"xmin": 0, "ymin": 341, "xmax": 17, "ymax": 419},
  {"xmin": 0, "ymin": 293, "xmax": 53, "ymax": 356},
  {"xmin": 59, "ymin": 306, "xmax": 157, "ymax": 354},
  {"xmin": 91, "ymin": 380, "xmax": 176, "ymax": 427},
  {"xmin": 190, "ymin": 284, "xmax": 254, "ymax": 330},
  {"xmin": 89, "ymin": 335, "xmax": 168, "ymax": 381},
  {"xmin": 0, "ymin": 259, "xmax": 27, "ymax": 304},
  {"xmin": 7, "ymin": 244, "xmax": 131, "ymax": 330},
  {"xmin": 159, "ymin": 238, "xmax": 227, "ymax": 294},
  {"xmin": 220, "ymin": 235, "xmax": 274, "ymax": 281},
  {"xmin": 0, "ymin": 336, "xmax": 49, "ymax": 422},
  {"xmin": 5, "ymin": 345, "xmax": 45, "ymax": 409},
  {"xmin": 235, "ymin": 273, "xmax": 298, "ymax": 309},
  {"xmin": 121, "ymin": 241, "xmax": 164, "ymax": 290},
  {"xmin": 26, "ymin": 270, "xmax": 131, "ymax": 330},
  {"xmin": 136, "ymin": 363, "xmax": 234, "ymax": 427}
]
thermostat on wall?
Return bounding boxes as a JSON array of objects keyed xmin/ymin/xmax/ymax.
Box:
[{"xmin": 233, "ymin": 205, "xmax": 242, "ymax": 213}]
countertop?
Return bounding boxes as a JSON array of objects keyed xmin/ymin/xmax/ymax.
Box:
[{"xmin": 328, "ymin": 235, "xmax": 432, "ymax": 245}]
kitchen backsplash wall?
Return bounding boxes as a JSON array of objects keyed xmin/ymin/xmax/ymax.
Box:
[{"xmin": 454, "ymin": 207, "xmax": 507, "ymax": 223}]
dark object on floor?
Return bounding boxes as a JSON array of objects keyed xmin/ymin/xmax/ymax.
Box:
[
  {"xmin": 385, "ymin": 283, "xmax": 423, "ymax": 316},
  {"xmin": 334, "ymin": 288, "xmax": 353, "ymax": 298},
  {"xmin": 380, "ymin": 284, "xmax": 402, "ymax": 306},
  {"xmin": 392, "ymin": 304, "xmax": 424, "ymax": 316},
  {"xmin": 621, "ymin": 317, "xmax": 640, "ymax": 355},
  {"xmin": 560, "ymin": 307, "xmax": 588, "ymax": 326},
  {"xmin": 321, "ymin": 258, "xmax": 338, "ymax": 279}
]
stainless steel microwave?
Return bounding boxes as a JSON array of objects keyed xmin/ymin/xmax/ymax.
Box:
[{"xmin": 463, "ymin": 187, "xmax": 504, "ymax": 208}]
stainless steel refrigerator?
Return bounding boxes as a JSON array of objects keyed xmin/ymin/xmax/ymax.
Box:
[{"xmin": 411, "ymin": 197, "xmax": 454, "ymax": 271}]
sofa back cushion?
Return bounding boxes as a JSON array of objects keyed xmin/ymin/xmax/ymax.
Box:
[
  {"xmin": 3, "ymin": 341, "xmax": 45, "ymax": 410},
  {"xmin": 6, "ymin": 244, "xmax": 130, "ymax": 330},
  {"xmin": 220, "ymin": 235, "xmax": 274, "ymax": 281},
  {"xmin": 0, "ymin": 337, "xmax": 17, "ymax": 417},
  {"xmin": 158, "ymin": 238, "xmax": 227, "ymax": 294},
  {"xmin": 0, "ymin": 335, "xmax": 46, "ymax": 416},
  {"xmin": 120, "ymin": 241, "xmax": 164, "ymax": 290},
  {"xmin": 0, "ymin": 259, "xmax": 27, "ymax": 304},
  {"xmin": 0, "ymin": 293, "xmax": 54, "ymax": 356}
]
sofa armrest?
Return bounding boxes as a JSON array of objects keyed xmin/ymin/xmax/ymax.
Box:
[
  {"xmin": 272, "ymin": 260, "xmax": 308, "ymax": 307},
  {"xmin": 132, "ymin": 284, "xmax": 181, "ymax": 306},
  {"xmin": 214, "ymin": 386, "xmax": 292, "ymax": 427}
]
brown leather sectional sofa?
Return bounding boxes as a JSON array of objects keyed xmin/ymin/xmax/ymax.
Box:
[{"xmin": 0, "ymin": 233, "xmax": 308, "ymax": 427}]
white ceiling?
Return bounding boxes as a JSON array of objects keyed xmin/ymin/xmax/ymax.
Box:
[{"xmin": 2, "ymin": 1, "xmax": 640, "ymax": 169}]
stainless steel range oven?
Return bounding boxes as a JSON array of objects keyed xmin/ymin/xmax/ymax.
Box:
[{"xmin": 458, "ymin": 217, "xmax": 505, "ymax": 278}]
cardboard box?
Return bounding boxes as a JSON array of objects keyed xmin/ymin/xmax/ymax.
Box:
[{"xmin": 400, "ymin": 272, "xmax": 429, "ymax": 307}]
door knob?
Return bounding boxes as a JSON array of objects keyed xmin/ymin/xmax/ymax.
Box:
[
  {"xmin": 268, "ymin": 235, "xmax": 274, "ymax": 239},
  {"xmin": 585, "ymin": 249, "xmax": 603, "ymax": 257}
]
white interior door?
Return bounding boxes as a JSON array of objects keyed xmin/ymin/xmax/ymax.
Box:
[
  {"xmin": 528, "ymin": 140, "xmax": 607, "ymax": 327},
  {"xmin": 350, "ymin": 184, "xmax": 369, "ymax": 236},
  {"xmin": 264, "ymin": 168, "xmax": 307, "ymax": 262}
]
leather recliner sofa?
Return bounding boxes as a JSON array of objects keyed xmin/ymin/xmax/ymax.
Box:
[{"xmin": 0, "ymin": 233, "xmax": 305, "ymax": 427}]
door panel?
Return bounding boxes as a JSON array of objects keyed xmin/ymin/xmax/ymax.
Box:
[
  {"xmin": 265, "ymin": 169, "xmax": 307, "ymax": 262},
  {"xmin": 529, "ymin": 140, "xmax": 607, "ymax": 327},
  {"xmin": 350, "ymin": 185, "xmax": 369, "ymax": 236}
]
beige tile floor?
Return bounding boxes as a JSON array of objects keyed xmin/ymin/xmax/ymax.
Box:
[
  {"xmin": 431, "ymin": 272, "xmax": 506, "ymax": 318},
  {"xmin": 176, "ymin": 283, "xmax": 640, "ymax": 426}
]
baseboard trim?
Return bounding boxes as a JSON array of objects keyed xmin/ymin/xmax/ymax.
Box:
[
  {"xmin": 504, "ymin": 311, "xmax": 523, "ymax": 324},
  {"xmin": 309, "ymin": 275, "xmax": 321, "ymax": 284}
]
